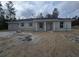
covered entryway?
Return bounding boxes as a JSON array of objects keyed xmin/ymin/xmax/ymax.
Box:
[
  {"xmin": 37, "ymin": 22, "xmax": 53, "ymax": 31},
  {"xmin": 38, "ymin": 22, "xmax": 44, "ymax": 31},
  {"xmin": 34, "ymin": 21, "xmax": 53, "ymax": 32},
  {"xmin": 46, "ymin": 22, "xmax": 53, "ymax": 31}
]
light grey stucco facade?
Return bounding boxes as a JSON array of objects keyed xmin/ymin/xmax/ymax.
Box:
[
  {"xmin": 8, "ymin": 21, "xmax": 33, "ymax": 31},
  {"xmin": 8, "ymin": 18, "xmax": 72, "ymax": 32}
]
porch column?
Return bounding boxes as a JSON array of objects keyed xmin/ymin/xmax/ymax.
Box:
[
  {"xmin": 52, "ymin": 22, "xmax": 53, "ymax": 31},
  {"xmin": 44, "ymin": 22, "xmax": 46, "ymax": 31},
  {"xmin": 53, "ymin": 22, "xmax": 56, "ymax": 31},
  {"xmin": 35, "ymin": 22, "xmax": 38, "ymax": 31}
]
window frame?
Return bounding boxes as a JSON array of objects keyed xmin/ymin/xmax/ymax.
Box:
[
  {"xmin": 39, "ymin": 22, "xmax": 44, "ymax": 29},
  {"xmin": 60, "ymin": 22, "xmax": 64, "ymax": 28}
]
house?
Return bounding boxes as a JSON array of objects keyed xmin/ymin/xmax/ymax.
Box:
[
  {"xmin": 7, "ymin": 18, "xmax": 73, "ymax": 32},
  {"xmin": 7, "ymin": 8, "xmax": 73, "ymax": 32}
]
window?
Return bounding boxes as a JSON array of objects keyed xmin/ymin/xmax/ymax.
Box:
[
  {"xmin": 29, "ymin": 22, "xmax": 32, "ymax": 26},
  {"xmin": 21, "ymin": 23, "xmax": 24, "ymax": 26},
  {"xmin": 39, "ymin": 22, "xmax": 43, "ymax": 28},
  {"xmin": 60, "ymin": 22, "xmax": 63, "ymax": 28}
]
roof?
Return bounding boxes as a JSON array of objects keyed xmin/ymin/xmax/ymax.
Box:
[
  {"xmin": 7, "ymin": 18, "xmax": 74, "ymax": 23},
  {"xmin": 33, "ymin": 18, "xmax": 73, "ymax": 20}
]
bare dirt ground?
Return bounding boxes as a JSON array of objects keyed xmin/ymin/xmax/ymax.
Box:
[{"xmin": 0, "ymin": 29, "xmax": 79, "ymax": 57}]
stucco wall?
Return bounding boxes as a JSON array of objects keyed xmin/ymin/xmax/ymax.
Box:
[
  {"xmin": 8, "ymin": 21, "xmax": 33, "ymax": 31},
  {"xmin": 19, "ymin": 21, "xmax": 33, "ymax": 31},
  {"xmin": 64, "ymin": 22, "xmax": 71, "ymax": 31},
  {"xmin": 53, "ymin": 22, "xmax": 60, "ymax": 31},
  {"xmin": 53, "ymin": 21, "xmax": 71, "ymax": 31},
  {"xmin": 32, "ymin": 22, "xmax": 37, "ymax": 31},
  {"xmin": 8, "ymin": 21, "xmax": 71, "ymax": 32},
  {"xmin": 8, "ymin": 23, "xmax": 19, "ymax": 31}
]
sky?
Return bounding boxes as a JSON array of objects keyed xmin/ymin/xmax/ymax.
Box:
[{"xmin": 2, "ymin": 1, "xmax": 79, "ymax": 19}]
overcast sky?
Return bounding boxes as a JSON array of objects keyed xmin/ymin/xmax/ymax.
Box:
[{"xmin": 2, "ymin": 1, "xmax": 79, "ymax": 19}]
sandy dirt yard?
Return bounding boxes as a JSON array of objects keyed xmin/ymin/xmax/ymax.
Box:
[{"xmin": 0, "ymin": 29, "xmax": 79, "ymax": 57}]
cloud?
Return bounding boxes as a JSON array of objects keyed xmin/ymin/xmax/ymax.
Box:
[
  {"xmin": 1, "ymin": 1, "xmax": 79, "ymax": 18},
  {"xmin": 21, "ymin": 8, "xmax": 35, "ymax": 18}
]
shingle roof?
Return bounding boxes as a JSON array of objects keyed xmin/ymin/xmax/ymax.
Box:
[
  {"xmin": 7, "ymin": 18, "xmax": 73, "ymax": 22},
  {"xmin": 19, "ymin": 18, "xmax": 72, "ymax": 20}
]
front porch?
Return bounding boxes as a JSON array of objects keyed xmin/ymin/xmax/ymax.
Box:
[{"xmin": 33, "ymin": 21, "xmax": 53, "ymax": 32}]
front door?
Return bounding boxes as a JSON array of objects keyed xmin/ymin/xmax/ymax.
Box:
[
  {"xmin": 47, "ymin": 22, "xmax": 53, "ymax": 31},
  {"xmin": 38, "ymin": 22, "xmax": 44, "ymax": 31}
]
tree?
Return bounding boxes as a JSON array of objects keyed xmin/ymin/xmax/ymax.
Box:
[
  {"xmin": 0, "ymin": 2, "xmax": 7, "ymax": 30},
  {"xmin": 6, "ymin": 1, "xmax": 16, "ymax": 21},
  {"xmin": 78, "ymin": 17, "xmax": 79, "ymax": 20},
  {"xmin": 46, "ymin": 14, "xmax": 51, "ymax": 18},
  {"xmin": 37, "ymin": 13, "xmax": 43, "ymax": 18},
  {"xmin": 0, "ymin": 2, "xmax": 5, "ymax": 21},
  {"xmin": 52, "ymin": 8, "xmax": 59, "ymax": 18},
  {"xmin": 72, "ymin": 16, "xmax": 78, "ymax": 20}
]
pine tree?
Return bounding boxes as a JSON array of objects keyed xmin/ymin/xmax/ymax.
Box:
[
  {"xmin": 0, "ymin": 2, "xmax": 5, "ymax": 21},
  {"xmin": 6, "ymin": 1, "xmax": 16, "ymax": 21},
  {"xmin": 37, "ymin": 13, "xmax": 43, "ymax": 18},
  {"xmin": 0, "ymin": 2, "xmax": 7, "ymax": 30},
  {"xmin": 46, "ymin": 14, "xmax": 51, "ymax": 18},
  {"xmin": 52, "ymin": 8, "xmax": 59, "ymax": 18}
]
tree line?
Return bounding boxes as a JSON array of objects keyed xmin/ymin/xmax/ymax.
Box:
[
  {"xmin": 37, "ymin": 8, "xmax": 59, "ymax": 19},
  {"xmin": 72, "ymin": 16, "xmax": 79, "ymax": 26},
  {"xmin": 0, "ymin": 1, "xmax": 16, "ymax": 30}
]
